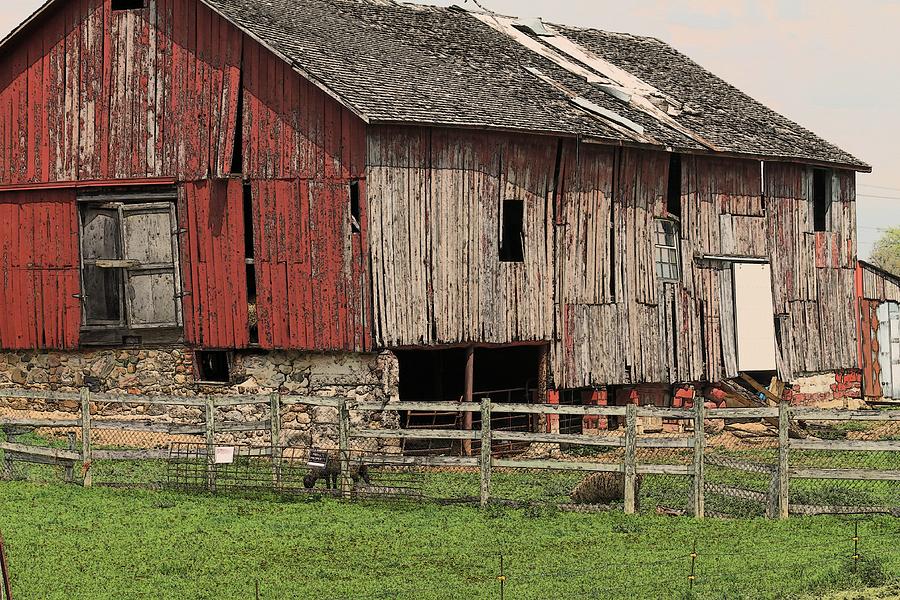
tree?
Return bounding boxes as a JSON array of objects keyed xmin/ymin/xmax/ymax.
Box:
[{"xmin": 870, "ymin": 227, "xmax": 900, "ymax": 276}]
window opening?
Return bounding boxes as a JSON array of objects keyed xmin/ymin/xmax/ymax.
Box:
[
  {"xmin": 499, "ymin": 199, "xmax": 525, "ymax": 263},
  {"xmin": 666, "ymin": 153, "xmax": 682, "ymax": 217},
  {"xmin": 111, "ymin": 0, "xmax": 146, "ymax": 10},
  {"xmin": 654, "ymin": 219, "xmax": 680, "ymax": 281},
  {"xmin": 197, "ymin": 351, "xmax": 231, "ymax": 383},
  {"xmin": 813, "ymin": 169, "xmax": 831, "ymax": 232}
]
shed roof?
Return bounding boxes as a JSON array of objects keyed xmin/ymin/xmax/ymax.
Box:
[{"xmin": 3, "ymin": 0, "xmax": 870, "ymax": 170}]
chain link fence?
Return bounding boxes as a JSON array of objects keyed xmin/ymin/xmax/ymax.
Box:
[{"xmin": 1, "ymin": 387, "xmax": 899, "ymax": 519}]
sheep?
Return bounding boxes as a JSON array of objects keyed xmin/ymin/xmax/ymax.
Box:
[
  {"xmin": 302, "ymin": 454, "xmax": 371, "ymax": 490},
  {"xmin": 570, "ymin": 472, "xmax": 643, "ymax": 507}
]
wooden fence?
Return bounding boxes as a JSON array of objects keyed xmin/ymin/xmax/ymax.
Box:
[{"xmin": 1, "ymin": 388, "xmax": 898, "ymax": 518}]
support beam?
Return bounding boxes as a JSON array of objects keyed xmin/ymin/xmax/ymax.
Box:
[{"xmin": 462, "ymin": 345, "xmax": 474, "ymax": 456}]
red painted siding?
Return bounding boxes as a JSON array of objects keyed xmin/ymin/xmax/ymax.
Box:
[
  {"xmin": 251, "ymin": 179, "xmax": 369, "ymax": 352},
  {"xmin": 0, "ymin": 190, "xmax": 80, "ymax": 349},
  {"xmin": 0, "ymin": 0, "xmax": 370, "ymax": 352},
  {"xmin": 0, "ymin": 0, "xmax": 365, "ymax": 185},
  {"xmin": 179, "ymin": 179, "xmax": 249, "ymax": 348}
]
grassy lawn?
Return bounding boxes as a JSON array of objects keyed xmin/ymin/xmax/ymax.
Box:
[{"xmin": 0, "ymin": 482, "xmax": 898, "ymax": 599}]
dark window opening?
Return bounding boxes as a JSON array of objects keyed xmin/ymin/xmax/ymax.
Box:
[
  {"xmin": 666, "ymin": 153, "xmax": 682, "ymax": 217},
  {"xmin": 813, "ymin": 169, "xmax": 831, "ymax": 232},
  {"xmin": 654, "ymin": 219, "xmax": 680, "ymax": 281},
  {"xmin": 349, "ymin": 181, "xmax": 361, "ymax": 234},
  {"xmin": 499, "ymin": 199, "xmax": 525, "ymax": 263},
  {"xmin": 230, "ymin": 66, "xmax": 245, "ymax": 174},
  {"xmin": 112, "ymin": 0, "xmax": 146, "ymax": 10},
  {"xmin": 197, "ymin": 351, "xmax": 231, "ymax": 383}
]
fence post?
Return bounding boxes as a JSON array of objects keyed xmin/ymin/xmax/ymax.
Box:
[
  {"xmin": 778, "ymin": 401, "xmax": 790, "ymax": 519},
  {"xmin": 80, "ymin": 388, "xmax": 92, "ymax": 488},
  {"xmin": 270, "ymin": 392, "xmax": 282, "ymax": 487},
  {"xmin": 480, "ymin": 397, "xmax": 492, "ymax": 508},
  {"xmin": 624, "ymin": 402, "xmax": 638, "ymax": 514},
  {"xmin": 338, "ymin": 397, "xmax": 351, "ymax": 498},
  {"xmin": 205, "ymin": 397, "xmax": 216, "ymax": 493},
  {"xmin": 692, "ymin": 396, "xmax": 705, "ymax": 519}
]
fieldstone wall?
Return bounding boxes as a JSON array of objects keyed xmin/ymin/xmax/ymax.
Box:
[{"xmin": 0, "ymin": 347, "xmax": 401, "ymax": 450}]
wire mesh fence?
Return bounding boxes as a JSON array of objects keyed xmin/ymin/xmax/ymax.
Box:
[{"xmin": 1, "ymin": 386, "xmax": 899, "ymax": 519}]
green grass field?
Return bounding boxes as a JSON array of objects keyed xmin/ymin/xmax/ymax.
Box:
[{"xmin": 0, "ymin": 481, "xmax": 898, "ymax": 599}]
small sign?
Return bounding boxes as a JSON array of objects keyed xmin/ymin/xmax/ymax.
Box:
[
  {"xmin": 214, "ymin": 446, "xmax": 235, "ymax": 464},
  {"xmin": 308, "ymin": 449, "xmax": 328, "ymax": 469}
]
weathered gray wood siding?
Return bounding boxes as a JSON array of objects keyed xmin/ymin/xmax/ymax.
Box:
[
  {"xmin": 367, "ymin": 126, "xmax": 859, "ymax": 386},
  {"xmin": 367, "ymin": 126, "xmax": 555, "ymax": 347}
]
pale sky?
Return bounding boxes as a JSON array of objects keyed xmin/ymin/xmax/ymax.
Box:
[{"xmin": 2, "ymin": 0, "xmax": 898, "ymax": 257}]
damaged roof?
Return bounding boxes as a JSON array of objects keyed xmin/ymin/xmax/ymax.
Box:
[
  {"xmin": 202, "ymin": 0, "xmax": 867, "ymax": 170},
  {"xmin": 3, "ymin": 0, "xmax": 871, "ymax": 170}
]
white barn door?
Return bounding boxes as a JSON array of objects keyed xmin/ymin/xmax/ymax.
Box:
[{"xmin": 733, "ymin": 263, "xmax": 777, "ymax": 372}]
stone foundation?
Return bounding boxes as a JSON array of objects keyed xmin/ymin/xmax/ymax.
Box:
[{"xmin": 0, "ymin": 347, "xmax": 401, "ymax": 450}]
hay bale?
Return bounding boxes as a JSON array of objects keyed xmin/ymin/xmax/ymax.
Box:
[{"xmin": 570, "ymin": 471, "xmax": 643, "ymax": 505}]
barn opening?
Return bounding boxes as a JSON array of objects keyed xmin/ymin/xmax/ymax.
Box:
[
  {"xmin": 813, "ymin": 168, "xmax": 831, "ymax": 232},
  {"xmin": 111, "ymin": 0, "xmax": 147, "ymax": 10},
  {"xmin": 196, "ymin": 351, "xmax": 231, "ymax": 383},
  {"xmin": 666, "ymin": 153, "xmax": 682, "ymax": 217},
  {"xmin": 499, "ymin": 199, "xmax": 524, "ymax": 262},
  {"xmin": 394, "ymin": 345, "xmax": 543, "ymax": 454}
]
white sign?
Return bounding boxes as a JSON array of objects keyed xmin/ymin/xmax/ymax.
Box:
[{"xmin": 214, "ymin": 446, "xmax": 235, "ymax": 464}]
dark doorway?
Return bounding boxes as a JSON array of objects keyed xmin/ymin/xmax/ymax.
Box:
[{"xmin": 393, "ymin": 345, "xmax": 543, "ymax": 455}]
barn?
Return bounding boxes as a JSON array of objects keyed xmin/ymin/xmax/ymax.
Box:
[{"xmin": 0, "ymin": 0, "xmax": 875, "ymax": 436}]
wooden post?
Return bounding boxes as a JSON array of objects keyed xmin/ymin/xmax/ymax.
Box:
[
  {"xmin": 624, "ymin": 402, "xmax": 638, "ymax": 514},
  {"xmin": 462, "ymin": 345, "xmax": 474, "ymax": 457},
  {"xmin": 270, "ymin": 392, "xmax": 282, "ymax": 488},
  {"xmin": 692, "ymin": 395, "xmax": 705, "ymax": 519},
  {"xmin": 65, "ymin": 432, "xmax": 76, "ymax": 484},
  {"xmin": 205, "ymin": 397, "xmax": 216, "ymax": 493},
  {"xmin": 0, "ymin": 530, "xmax": 11, "ymax": 600},
  {"xmin": 80, "ymin": 388, "xmax": 92, "ymax": 488},
  {"xmin": 778, "ymin": 401, "xmax": 790, "ymax": 519},
  {"xmin": 338, "ymin": 397, "xmax": 351, "ymax": 498},
  {"xmin": 480, "ymin": 397, "xmax": 492, "ymax": 508}
]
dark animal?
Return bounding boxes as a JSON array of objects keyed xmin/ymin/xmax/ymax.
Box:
[
  {"xmin": 571, "ymin": 472, "xmax": 643, "ymax": 507},
  {"xmin": 303, "ymin": 454, "xmax": 371, "ymax": 490}
]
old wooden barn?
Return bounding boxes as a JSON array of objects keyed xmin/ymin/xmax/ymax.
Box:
[{"xmin": 0, "ymin": 0, "xmax": 883, "ymax": 435}]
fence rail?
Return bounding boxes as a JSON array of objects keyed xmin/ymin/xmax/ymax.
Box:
[{"xmin": 0, "ymin": 386, "xmax": 898, "ymax": 518}]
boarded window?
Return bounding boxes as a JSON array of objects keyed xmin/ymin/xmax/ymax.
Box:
[
  {"xmin": 500, "ymin": 199, "xmax": 525, "ymax": 263},
  {"xmin": 654, "ymin": 219, "xmax": 680, "ymax": 281},
  {"xmin": 79, "ymin": 197, "xmax": 181, "ymax": 332},
  {"xmin": 812, "ymin": 169, "xmax": 831, "ymax": 232}
]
